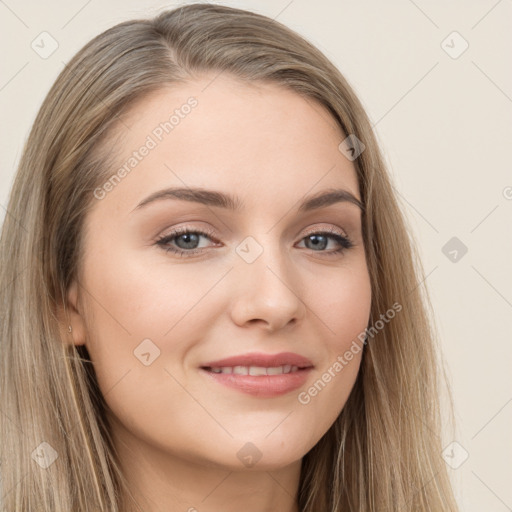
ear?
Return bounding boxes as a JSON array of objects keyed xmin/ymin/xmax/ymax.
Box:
[{"xmin": 57, "ymin": 279, "xmax": 87, "ymax": 346}]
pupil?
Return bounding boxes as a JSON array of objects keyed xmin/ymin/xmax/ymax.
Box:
[
  {"xmin": 179, "ymin": 233, "xmax": 198, "ymax": 249},
  {"xmin": 308, "ymin": 235, "xmax": 327, "ymax": 250}
]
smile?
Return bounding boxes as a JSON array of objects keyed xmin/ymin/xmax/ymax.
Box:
[{"xmin": 206, "ymin": 365, "xmax": 300, "ymax": 375}]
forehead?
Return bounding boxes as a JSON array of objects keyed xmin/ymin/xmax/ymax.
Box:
[{"xmin": 94, "ymin": 74, "xmax": 360, "ymax": 216}]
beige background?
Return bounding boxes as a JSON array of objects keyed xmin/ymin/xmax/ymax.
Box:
[{"xmin": 1, "ymin": 0, "xmax": 511, "ymax": 509}]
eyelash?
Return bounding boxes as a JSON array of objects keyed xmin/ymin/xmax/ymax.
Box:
[{"xmin": 155, "ymin": 226, "xmax": 354, "ymax": 259}]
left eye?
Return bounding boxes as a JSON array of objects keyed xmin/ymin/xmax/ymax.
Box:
[
  {"xmin": 156, "ymin": 228, "xmax": 353, "ymax": 258},
  {"xmin": 298, "ymin": 232, "xmax": 353, "ymax": 253}
]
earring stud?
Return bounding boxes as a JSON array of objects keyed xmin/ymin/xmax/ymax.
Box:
[{"xmin": 68, "ymin": 325, "xmax": 72, "ymax": 333}]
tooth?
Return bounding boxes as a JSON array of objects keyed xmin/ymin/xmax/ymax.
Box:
[
  {"xmin": 211, "ymin": 365, "xmax": 300, "ymax": 376},
  {"xmin": 248, "ymin": 366, "xmax": 267, "ymax": 376}
]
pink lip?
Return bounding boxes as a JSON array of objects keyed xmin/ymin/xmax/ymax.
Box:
[{"xmin": 200, "ymin": 352, "xmax": 314, "ymax": 398}]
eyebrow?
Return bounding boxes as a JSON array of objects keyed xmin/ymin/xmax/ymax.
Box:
[{"xmin": 131, "ymin": 186, "xmax": 364, "ymax": 213}]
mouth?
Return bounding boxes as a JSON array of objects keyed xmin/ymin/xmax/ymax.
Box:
[{"xmin": 199, "ymin": 352, "xmax": 314, "ymax": 397}]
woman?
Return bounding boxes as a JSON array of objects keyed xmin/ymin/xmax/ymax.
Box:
[{"xmin": 0, "ymin": 3, "xmax": 459, "ymax": 511}]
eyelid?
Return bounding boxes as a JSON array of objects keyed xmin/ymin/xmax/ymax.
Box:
[
  {"xmin": 155, "ymin": 222, "xmax": 354, "ymax": 260},
  {"xmin": 156, "ymin": 223, "xmax": 349, "ymax": 245},
  {"xmin": 301, "ymin": 224, "xmax": 348, "ymax": 239},
  {"xmin": 157, "ymin": 224, "xmax": 219, "ymax": 242}
]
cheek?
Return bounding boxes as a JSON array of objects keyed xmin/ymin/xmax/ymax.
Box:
[
  {"xmin": 79, "ymin": 249, "xmax": 228, "ymax": 393},
  {"xmin": 82, "ymin": 250, "xmax": 210, "ymax": 341},
  {"xmin": 79, "ymin": 254, "xmax": 208, "ymax": 451},
  {"xmin": 311, "ymin": 259, "xmax": 372, "ymax": 347},
  {"xmin": 294, "ymin": 263, "xmax": 371, "ymax": 433}
]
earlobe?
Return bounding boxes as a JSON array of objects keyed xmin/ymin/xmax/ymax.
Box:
[{"xmin": 58, "ymin": 280, "xmax": 87, "ymax": 346}]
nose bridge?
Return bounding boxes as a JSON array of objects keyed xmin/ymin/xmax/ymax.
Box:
[
  {"xmin": 230, "ymin": 232, "xmax": 305, "ymax": 329},
  {"xmin": 236, "ymin": 231, "xmax": 289, "ymax": 284}
]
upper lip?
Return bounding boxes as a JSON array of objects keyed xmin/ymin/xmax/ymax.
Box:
[{"xmin": 201, "ymin": 352, "xmax": 314, "ymax": 369}]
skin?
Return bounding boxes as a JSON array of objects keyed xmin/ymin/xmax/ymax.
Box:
[{"xmin": 64, "ymin": 74, "xmax": 372, "ymax": 512}]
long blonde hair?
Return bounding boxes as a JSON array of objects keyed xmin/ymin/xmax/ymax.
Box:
[{"xmin": 0, "ymin": 3, "xmax": 458, "ymax": 510}]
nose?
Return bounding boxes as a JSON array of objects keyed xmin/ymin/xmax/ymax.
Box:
[{"xmin": 229, "ymin": 240, "xmax": 306, "ymax": 332}]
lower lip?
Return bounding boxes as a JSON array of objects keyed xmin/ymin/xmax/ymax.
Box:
[{"xmin": 200, "ymin": 368, "xmax": 313, "ymax": 398}]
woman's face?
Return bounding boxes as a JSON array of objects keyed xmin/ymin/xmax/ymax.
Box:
[{"xmin": 69, "ymin": 75, "xmax": 372, "ymax": 472}]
